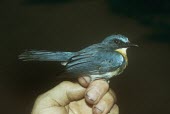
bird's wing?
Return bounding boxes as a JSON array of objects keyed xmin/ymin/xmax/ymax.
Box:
[{"xmin": 66, "ymin": 50, "xmax": 124, "ymax": 75}]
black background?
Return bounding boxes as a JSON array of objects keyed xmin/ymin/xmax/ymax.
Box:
[{"xmin": 0, "ymin": 0, "xmax": 170, "ymax": 114}]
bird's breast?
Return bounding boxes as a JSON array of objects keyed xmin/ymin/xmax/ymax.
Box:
[{"xmin": 115, "ymin": 48, "xmax": 128, "ymax": 63}]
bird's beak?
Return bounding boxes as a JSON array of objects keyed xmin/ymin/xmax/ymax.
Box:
[
  {"xmin": 127, "ymin": 42, "xmax": 138, "ymax": 47},
  {"xmin": 122, "ymin": 42, "xmax": 138, "ymax": 48}
]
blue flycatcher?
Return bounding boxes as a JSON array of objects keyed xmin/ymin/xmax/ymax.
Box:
[{"xmin": 19, "ymin": 34, "xmax": 138, "ymax": 81}]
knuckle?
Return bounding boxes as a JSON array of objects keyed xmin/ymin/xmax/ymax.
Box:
[
  {"xmin": 107, "ymin": 92, "xmax": 115, "ymax": 104},
  {"xmin": 92, "ymin": 79, "xmax": 109, "ymax": 91},
  {"xmin": 109, "ymin": 89, "xmax": 117, "ymax": 103},
  {"xmin": 59, "ymin": 81, "xmax": 75, "ymax": 88}
]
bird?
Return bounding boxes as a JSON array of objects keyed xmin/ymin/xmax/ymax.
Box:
[{"xmin": 19, "ymin": 34, "xmax": 138, "ymax": 81}]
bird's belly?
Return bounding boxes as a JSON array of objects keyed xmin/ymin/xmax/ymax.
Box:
[{"xmin": 90, "ymin": 68, "xmax": 121, "ymax": 81}]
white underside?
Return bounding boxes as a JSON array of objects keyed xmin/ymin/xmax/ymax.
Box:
[
  {"xmin": 90, "ymin": 68, "xmax": 120, "ymax": 81},
  {"xmin": 61, "ymin": 62, "xmax": 67, "ymax": 66}
]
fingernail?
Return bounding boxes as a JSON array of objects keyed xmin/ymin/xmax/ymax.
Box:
[
  {"xmin": 86, "ymin": 88, "xmax": 100, "ymax": 102},
  {"xmin": 93, "ymin": 106, "xmax": 103, "ymax": 114},
  {"xmin": 83, "ymin": 76, "xmax": 91, "ymax": 84}
]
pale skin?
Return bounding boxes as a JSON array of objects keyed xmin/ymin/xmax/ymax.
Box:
[{"xmin": 32, "ymin": 77, "xmax": 119, "ymax": 114}]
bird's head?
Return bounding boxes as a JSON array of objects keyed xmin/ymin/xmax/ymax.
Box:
[{"xmin": 102, "ymin": 34, "xmax": 138, "ymax": 55}]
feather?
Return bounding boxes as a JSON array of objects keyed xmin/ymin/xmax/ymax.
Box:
[{"xmin": 19, "ymin": 50, "xmax": 75, "ymax": 61}]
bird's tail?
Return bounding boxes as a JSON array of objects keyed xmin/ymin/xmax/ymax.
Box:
[{"xmin": 19, "ymin": 50, "xmax": 75, "ymax": 62}]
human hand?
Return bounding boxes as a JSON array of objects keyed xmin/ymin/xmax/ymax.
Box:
[{"xmin": 32, "ymin": 77, "xmax": 119, "ymax": 114}]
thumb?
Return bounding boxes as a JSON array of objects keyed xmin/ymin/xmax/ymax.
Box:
[
  {"xmin": 43, "ymin": 81, "xmax": 86, "ymax": 106},
  {"xmin": 32, "ymin": 81, "xmax": 86, "ymax": 114}
]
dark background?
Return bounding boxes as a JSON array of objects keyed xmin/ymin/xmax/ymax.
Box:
[{"xmin": 0, "ymin": 0, "xmax": 170, "ymax": 114}]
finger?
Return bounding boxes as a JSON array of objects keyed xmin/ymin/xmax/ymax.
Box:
[
  {"xmin": 108, "ymin": 104, "xmax": 119, "ymax": 114},
  {"xmin": 78, "ymin": 76, "xmax": 91, "ymax": 88},
  {"xmin": 93, "ymin": 89, "xmax": 116, "ymax": 114},
  {"xmin": 109, "ymin": 89, "xmax": 117, "ymax": 103},
  {"xmin": 85, "ymin": 79, "xmax": 109, "ymax": 105}
]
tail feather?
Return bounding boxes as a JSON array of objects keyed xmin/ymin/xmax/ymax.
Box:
[{"xmin": 19, "ymin": 50, "xmax": 75, "ymax": 61}]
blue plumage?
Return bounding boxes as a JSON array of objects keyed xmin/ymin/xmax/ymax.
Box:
[
  {"xmin": 19, "ymin": 50, "xmax": 75, "ymax": 61},
  {"xmin": 19, "ymin": 34, "xmax": 137, "ymax": 81}
]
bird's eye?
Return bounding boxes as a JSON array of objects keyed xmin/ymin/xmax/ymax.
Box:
[{"xmin": 114, "ymin": 39, "xmax": 120, "ymax": 44}]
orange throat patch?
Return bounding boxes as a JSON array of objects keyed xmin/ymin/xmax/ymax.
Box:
[{"xmin": 115, "ymin": 48, "xmax": 128, "ymax": 63}]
